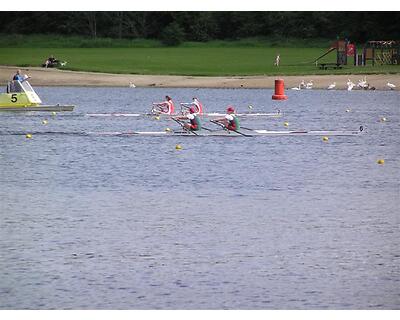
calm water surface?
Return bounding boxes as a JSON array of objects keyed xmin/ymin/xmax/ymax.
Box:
[{"xmin": 0, "ymin": 87, "xmax": 399, "ymax": 309}]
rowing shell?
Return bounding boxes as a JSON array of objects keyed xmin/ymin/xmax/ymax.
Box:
[
  {"xmin": 85, "ymin": 111, "xmax": 282, "ymax": 118},
  {"xmin": 1, "ymin": 126, "xmax": 363, "ymax": 137},
  {"xmin": 86, "ymin": 126, "xmax": 364, "ymax": 137}
]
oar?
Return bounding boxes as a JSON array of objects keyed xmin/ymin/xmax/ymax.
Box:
[
  {"xmin": 172, "ymin": 118, "xmax": 198, "ymax": 135},
  {"xmin": 210, "ymin": 119, "xmax": 227, "ymax": 130},
  {"xmin": 210, "ymin": 120, "xmax": 252, "ymax": 137},
  {"xmin": 201, "ymin": 126, "xmax": 214, "ymax": 132},
  {"xmin": 240, "ymin": 126, "xmax": 256, "ymax": 131}
]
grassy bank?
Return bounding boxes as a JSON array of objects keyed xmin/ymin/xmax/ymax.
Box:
[{"xmin": 0, "ymin": 35, "xmax": 399, "ymax": 76}]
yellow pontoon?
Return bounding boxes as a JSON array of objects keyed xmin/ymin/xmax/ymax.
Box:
[{"xmin": 0, "ymin": 80, "xmax": 74, "ymax": 112}]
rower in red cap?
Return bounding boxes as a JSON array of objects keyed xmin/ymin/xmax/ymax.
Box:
[
  {"xmin": 213, "ymin": 106, "xmax": 240, "ymax": 131},
  {"xmin": 152, "ymin": 95, "xmax": 175, "ymax": 115},
  {"xmin": 173, "ymin": 106, "xmax": 202, "ymax": 132}
]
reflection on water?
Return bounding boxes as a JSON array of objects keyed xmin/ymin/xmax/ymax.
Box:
[{"xmin": 0, "ymin": 87, "xmax": 399, "ymax": 309}]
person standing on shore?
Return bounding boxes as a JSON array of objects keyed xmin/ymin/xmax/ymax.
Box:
[{"xmin": 274, "ymin": 53, "xmax": 280, "ymax": 67}]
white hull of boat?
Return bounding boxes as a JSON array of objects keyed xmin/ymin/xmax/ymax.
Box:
[{"xmin": 85, "ymin": 112, "xmax": 282, "ymax": 118}]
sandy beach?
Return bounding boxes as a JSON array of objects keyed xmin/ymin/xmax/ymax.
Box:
[{"xmin": 1, "ymin": 65, "xmax": 399, "ymax": 90}]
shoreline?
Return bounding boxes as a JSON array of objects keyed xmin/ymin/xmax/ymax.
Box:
[{"xmin": 1, "ymin": 65, "xmax": 399, "ymax": 90}]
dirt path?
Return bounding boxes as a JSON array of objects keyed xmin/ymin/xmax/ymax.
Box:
[{"xmin": 1, "ymin": 65, "xmax": 399, "ymax": 90}]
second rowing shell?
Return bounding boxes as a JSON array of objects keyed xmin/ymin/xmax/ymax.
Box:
[{"xmin": 85, "ymin": 112, "xmax": 282, "ymax": 118}]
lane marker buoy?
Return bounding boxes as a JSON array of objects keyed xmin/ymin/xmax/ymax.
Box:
[
  {"xmin": 377, "ymin": 159, "xmax": 385, "ymax": 165},
  {"xmin": 284, "ymin": 122, "xmax": 289, "ymax": 127},
  {"xmin": 26, "ymin": 133, "xmax": 32, "ymax": 139},
  {"xmin": 165, "ymin": 128, "xmax": 171, "ymax": 132},
  {"xmin": 42, "ymin": 119, "xmax": 48, "ymax": 125},
  {"xmin": 272, "ymin": 79, "xmax": 288, "ymax": 100},
  {"xmin": 380, "ymin": 117, "xmax": 387, "ymax": 122},
  {"xmin": 175, "ymin": 144, "xmax": 182, "ymax": 150},
  {"xmin": 322, "ymin": 136, "xmax": 329, "ymax": 142}
]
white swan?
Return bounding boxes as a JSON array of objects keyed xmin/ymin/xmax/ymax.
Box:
[
  {"xmin": 347, "ymin": 79, "xmax": 355, "ymax": 91},
  {"xmin": 327, "ymin": 82, "xmax": 336, "ymax": 90},
  {"xmin": 387, "ymin": 82, "xmax": 396, "ymax": 90}
]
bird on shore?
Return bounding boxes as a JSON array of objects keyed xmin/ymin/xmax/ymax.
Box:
[
  {"xmin": 299, "ymin": 80, "xmax": 306, "ymax": 89},
  {"xmin": 306, "ymin": 80, "xmax": 313, "ymax": 89},
  {"xmin": 387, "ymin": 82, "xmax": 396, "ymax": 90},
  {"xmin": 327, "ymin": 82, "xmax": 336, "ymax": 90},
  {"xmin": 357, "ymin": 76, "xmax": 368, "ymax": 89},
  {"xmin": 129, "ymin": 82, "xmax": 136, "ymax": 88},
  {"xmin": 347, "ymin": 79, "xmax": 355, "ymax": 91}
]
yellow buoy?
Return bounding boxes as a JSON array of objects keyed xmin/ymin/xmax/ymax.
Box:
[
  {"xmin": 165, "ymin": 127, "xmax": 171, "ymax": 132},
  {"xmin": 284, "ymin": 122, "xmax": 289, "ymax": 127},
  {"xmin": 155, "ymin": 116, "xmax": 160, "ymax": 120},
  {"xmin": 51, "ymin": 111, "xmax": 57, "ymax": 116},
  {"xmin": 26, "ymin": 133, "xmax": 32, "ymax": 139},
  {"xmin": 175, "ymin": 144, "xmax": 182, "ymax": 150},
  {"xmin": 42, "ymin": 119, "xmax": 48, "ymax": 125},
  {"xmin": 322, "ymin": 136, "xmax": 329, "ymax": 142},
  {"xmin": 377, "ymin": 159, "xmax": 385, "ymax": 165}
]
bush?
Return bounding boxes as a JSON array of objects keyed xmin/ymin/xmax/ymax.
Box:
[{"xmin": 160, "ymin": 22, "xmax": 185, "ymax": 46}]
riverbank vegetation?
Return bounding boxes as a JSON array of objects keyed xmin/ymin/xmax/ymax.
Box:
[{"xmin": 0, "ymin": 11, "xmax": 399, "ymax": 76}]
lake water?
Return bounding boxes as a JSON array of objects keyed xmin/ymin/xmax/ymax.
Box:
[{"xmin": 0, "ymin": 87, "xmax": 399, "ymax": 309}]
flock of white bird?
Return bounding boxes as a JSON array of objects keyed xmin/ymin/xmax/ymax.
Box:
[
  {"xmin": 129, "ymin": 79, "xmax": 397, "ymax": 91},
  {"xmin": 291, "ymin": 77, "xmax": 396, "ymax": 91}
]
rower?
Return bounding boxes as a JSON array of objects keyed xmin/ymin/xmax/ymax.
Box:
[
  {"xmin": 173, "ymin": 107, "xmax": 201, "ymax": 132},
  {"xmin": 181, "ymin": 97, "xmax": 204, "ymax": 115},
  {"xmin": 152, "ymin": 95, "xmax": 175, "ymax": 115},
  {"xmin": 213, "ymin": 106, "xmax": 240, "ymax": 131}
]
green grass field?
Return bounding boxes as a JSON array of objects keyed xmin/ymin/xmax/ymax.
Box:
[{"xmin": 1, "ymin": 36, "xmax": 398, "ymax": 76}]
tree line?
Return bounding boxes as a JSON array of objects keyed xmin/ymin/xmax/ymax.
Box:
[{"xmin": 0, "ymin": 12, "xmax": 399, "ymax": 45}]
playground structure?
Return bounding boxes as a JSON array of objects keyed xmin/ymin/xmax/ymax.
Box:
[
  {"xmin": 362, "ymin": 41, "xmax": 400, "ymax": 66},
  {"xmin": 314, "ymin": 40, "xmax": 354, "ymax": 69},
  {"xmin": 314, "ymin": 39, "xmax": 400, "ymax": 68}
]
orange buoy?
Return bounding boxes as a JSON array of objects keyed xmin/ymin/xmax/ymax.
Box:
[{"xmin": 272, "ymin": 79, "xmax": 288, "ymax": 100}]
